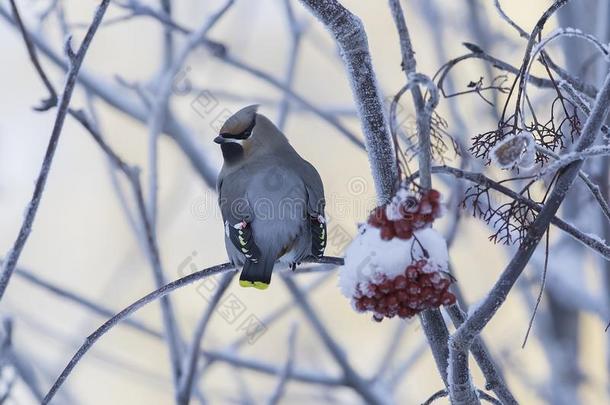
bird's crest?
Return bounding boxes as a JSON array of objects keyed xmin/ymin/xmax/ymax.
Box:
[{"xmin": 219, "ymin": 104, "xmax": 259, "ymax": 137}]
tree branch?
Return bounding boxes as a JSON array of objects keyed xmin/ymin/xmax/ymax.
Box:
[
  {"xmin": 0, "ymin": 0, "xmax": 111, "ymax": 301},
  {"xmin": 449, "ymin": 67, "xmax": 610, "ymax": 404},
  {"xmin": 299, "ymin": 0, "xmax": 397, "ymax": 202}
]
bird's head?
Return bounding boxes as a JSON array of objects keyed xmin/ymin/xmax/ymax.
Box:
[
  {"xmin": 214, "ymin": 104, "xmax": 259, "ymax": 164},
  {"xmin": 215, "ymin": 105, "xmax": 287, "ymax": 164}
]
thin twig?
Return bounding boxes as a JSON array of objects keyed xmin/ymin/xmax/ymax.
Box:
[
  {"xmin": 388, "ymin": 0, "xmax": 455, "ymax": 393},
  {"xmin": 177, "ymin": 272, "xmax": 234, "ymax": 404},
  {"xmin": 42, "ymin": 256, "xmax": 341, "ymax": 404},
  {"xmin": 449, "ymin": 66, "xmax": 610, "ymax": 405},
  {"xmin": 522, "ymin": 229, "xmax": 551, "ymax": 348},
  {"xmin": 408, "ymin": 165, "xmax": 610, "ymax": 260},
  {"xmin": 11, "ymin": 266, "xmax": 161, "ymax": 338},
  {"xmin": 0, "ymin": 0, "xmax": 112, "ymax": 301},
  {"xmin": 41, "ymin": 264, "xmax": 237, "ymax": 404},
  {"xmin": 267, "ymin": 324, "xmax": 298, "ymax": 405},
  {"xmin": 277, "ymin": 0, "xmax": 303, "ymax": 130},
  {"xmin": 8, "ymin": 0, "xmax": 57, "ymax": 111},
  {"xmin": 146, "ymin": 0, "xmax": 236, "ymax": 230},
  {"xmin": 299, "ymin": 0, "xmax": 397, "ymax": 202},
  {"xmin": 280, "ymin": 274, "xmax": 385, "ymax": 404}
]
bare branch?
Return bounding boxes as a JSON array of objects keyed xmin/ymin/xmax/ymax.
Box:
[
  {"xmin": 267, "ymin": 324, "xmax": 298, "ymax": 405},
  {"xmin": 280, "ymin": 274, "xmax": 385, "ymax": 404},
  {"xmin": 449, "ymin": 66, "xmax": 610, "ymax": 405},
  {"xmin": 0, "ymin": 0, "xmax": 112, "ymax": 301},
  {"xmin": 177, "ymin": 272, "xmax": 234, "ymax": 405},
  {"xmin": 299, "ymin": 0, "xmax": 397, "ymax": 202},
  {"xmin": 8, "ymin": 0, "xmax": 57, "ymax": 111}
]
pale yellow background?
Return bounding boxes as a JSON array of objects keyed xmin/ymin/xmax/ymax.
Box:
[{"xmin": 0, "ymin": 1, "xmax": 606, "ymax": 404}]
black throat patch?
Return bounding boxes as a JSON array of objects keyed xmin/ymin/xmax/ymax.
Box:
[{"xmin": 221, "ymin": 142, "xmax": 244, "ymax": 163}]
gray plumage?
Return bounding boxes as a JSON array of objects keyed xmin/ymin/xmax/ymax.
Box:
[{"xmin": 215, "ymin": 105, "xmax": 326, "ymax": 289}]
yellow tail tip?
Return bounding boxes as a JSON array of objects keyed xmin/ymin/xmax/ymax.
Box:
[
  {"xmin": 239, "ymin": 280, "xmax": 255, "ymax": 288},
  {"xmin": 253, "ymin": 281, "xmax": 269, "ymax": 290}
]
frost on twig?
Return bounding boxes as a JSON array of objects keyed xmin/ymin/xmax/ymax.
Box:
[
  {"xmin": 0, "ymin": 0, "xmax": 112, "ymax": 301},
  {"xmin": 449, "ymin": 56, "xmax": 610, "ymax": 405},
  {"xmin": 300, "ymin": 0, "xmax": 397, "ymax": 202}
]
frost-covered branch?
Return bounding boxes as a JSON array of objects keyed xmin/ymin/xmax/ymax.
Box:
[
  {"xmin": 146, "ymin": 0, "xmax": 235, "ymax": 228},
  {"xmin": 538, "ymin": 145, "xmax": 610, "ymax": 178},
  {"xmin": 299, "ymin": 0, "xmax": 397, "ymax": 202},
  {"xmin": 41, "ymin": 263, "xmax": 237, "ymax": 404},
  {"xmin": 41, "ymin": 256, "xmax": 340, "ymax": 404},
  {"xmin": 411, "ymin": 165, "xmax": 610, "ymax": 260},
  {"xmin": 280, "ymin": 274, "xmax": 386, "ymax": 404},
  {"xmin": 7, "ymin": 0, "xmax": 57, "ymax": 111},
  {"xmin": 448, "ymin": 67, "xmax": 610, "ymax": 404},
  {"xmin": 177, "ymin": 272, "xmax": 234, "ymax": 405},
  {"xmin": 388, "ymin": 0, "xmax": 456, "ymax": 394},
  {"xmin": 267, "ymin": 324, "xmax": 298, "ymax": 405},
  {"xmin": 0, "ymin": 0, "xmax": 111, "ymax": 301}
]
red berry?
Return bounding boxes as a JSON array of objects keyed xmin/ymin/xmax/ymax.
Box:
[
  {"xmin": 387, "ymin": 294, "xmax": 399, "ymax": 308},
  {"xmin": 397, "ymin": 290, "xmax": 409, "ymax": 302},
  {"xmin": 421, "ymin": 287, "xmax": 434, "ymax": 300},
  {"xmin": 428, "ymin": 189, "xmax": 441, "ymax": 201},
  {"xmin": 381, "ymin": 280, "xmax": 394, "ymax": 293},
  {"xmin": 362, "ymin": 297, "xmax": 375, "ymax": 310},
  {"xmin": 380, "ymin": 225, "xmax": 395, "ymax": 240},
  {"xmin": 420, "ymin": 274, "xmax": 432, "ymax": 287},
  {"xmin": 419, "ymin": 201, "xmax": 433, "ymax": 214},
  {"xmin": 393, "ymin": 275, "xmax": 407, "ymax": 289},
  {"xmin": 435, "ymin": 278, "xmax": 451, "ymax": 290},
  {"xmin": 406, "ymin": 265, "xmax": 419, "ymax": 279},
  {"xmin": 368, "ymin": 206, "xmax": 389, "ymax": 228},
  {"xmin": 398, "ymin": 307, "xmax": 409, "ymax": 318},
  {"xmin": 416, "ymin": 259, "xmax": 427, "ymax": 268},
  {"xmin": 407, "ymin": 284, "xmax": 421, "ymax": 295},
  {"xmin": 393, "ymin": 219, "xmax": 413, "ymax": 240},
  {"xmin": 354, "ymin": 299, "xmax": 366, "ymax": 312},
  {"xmin": 441, "ymin": 292, "xmax": 456, "ymax": 305}
]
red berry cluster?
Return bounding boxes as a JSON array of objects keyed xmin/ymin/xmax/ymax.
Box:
[
  {"xmin": 352, "ymin": 259, "xmax": 456, "ymax": 321},
  {"xmin": 368, "ymin": 189, "xmax": 443, "ymax": 240}
]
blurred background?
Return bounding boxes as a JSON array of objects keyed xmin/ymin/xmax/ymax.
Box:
[{"xmin": 0, "ymin": 0, "xmax": 608, "ymax": 404}]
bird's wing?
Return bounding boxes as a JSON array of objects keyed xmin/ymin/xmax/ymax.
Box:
[
  {"xmin": 218, "ymin": 170, "xmax": 261, "ymax": 263},
  {"xmin": 299, "ymin": 158, "xmax": 325, "ymax": 216},
  {"xmin": 298, "ymin": 158, "xmax": 327, "ymax": 258}
]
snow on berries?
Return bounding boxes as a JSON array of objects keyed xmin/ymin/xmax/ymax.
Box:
[
  {"xmin": 339, "ymin": 188, "xmax": 456, "ymax": 322},
  {"xmin": 368, "ymin": 188, "xmax": 444, "ymax": 240}
]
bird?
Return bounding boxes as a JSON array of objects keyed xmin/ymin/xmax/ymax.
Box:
[{"xmin": 214, "ymin": 105, "xmax": 327, "ymax": 290}]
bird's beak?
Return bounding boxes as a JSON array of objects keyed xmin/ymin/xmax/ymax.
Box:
[{"xmin": 214, "ymin": 136, "xmax": 226, "ymax": 144}]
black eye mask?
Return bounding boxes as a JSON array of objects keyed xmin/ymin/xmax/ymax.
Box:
[{"xmin": 219, "ymin": 119, "xmax": 256, "ymax": 140}]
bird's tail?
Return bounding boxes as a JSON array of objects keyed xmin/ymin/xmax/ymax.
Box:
[{"xmin": 239, "ymin": 256, "xmax": 274, "ymax": 290}]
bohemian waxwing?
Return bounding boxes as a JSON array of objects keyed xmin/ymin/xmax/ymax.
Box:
[{"xmin": 215, "ymin": 105, "xmax": 326, "ymax": 290}]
